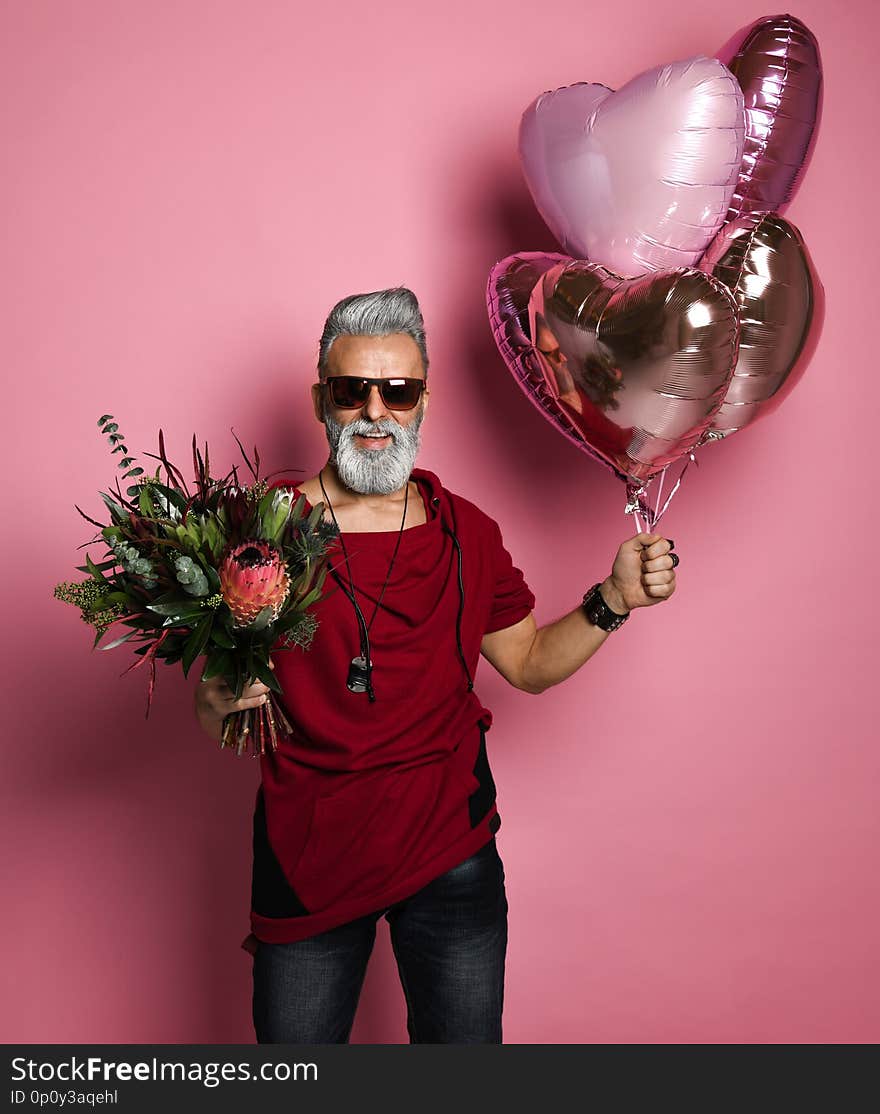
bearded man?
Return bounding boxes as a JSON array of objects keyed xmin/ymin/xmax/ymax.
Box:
[{"xmin": 194, "ymin": 286, "xmax": 678, "ymax": 1044}]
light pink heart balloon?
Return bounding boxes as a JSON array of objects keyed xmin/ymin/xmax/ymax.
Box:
[{"xmin": 518, "ymin": 56, "xmax": 746, "ymax": 278}]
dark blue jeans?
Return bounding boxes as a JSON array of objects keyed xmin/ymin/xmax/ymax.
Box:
[{"xmin": 252, "ymin": 836, "xmax": 508, "ymax": 1043}]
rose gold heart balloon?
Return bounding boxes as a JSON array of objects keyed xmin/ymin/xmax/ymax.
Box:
[
  {"xmin": 715, "ymin": 13, "xmax": 823, "ymax": 222},
  {"xmin": 696, "ymin": 212, "xmax": 826, "ymax": 439},
  {"xmin": 487, "ymin": 252, "xmax": 740, "ymax": 485}
]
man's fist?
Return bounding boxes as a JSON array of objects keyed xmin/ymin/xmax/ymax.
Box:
[
  {"xmin": 193, "ymin": 659, "xmax": 276, "ymax": 743},
  {"xmin": 603, "ymin": 533, "xmax": 677, "ymax": 612}
]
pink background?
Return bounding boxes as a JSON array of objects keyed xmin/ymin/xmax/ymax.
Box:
[{"xmin": 3, "ymin": 0, "xmax": 877, "ymax": 1043}]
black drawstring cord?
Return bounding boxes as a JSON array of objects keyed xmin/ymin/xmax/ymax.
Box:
[
  {"xmin": 448, "ymin": 527, "xmax": 473, "ymax": 691},
  {"xmin": 440, "ymin": 497, "xmax": 473, "ymax": 691},
  {"xmin": 326, "ymin": 562, "xmax": 377, "ymax": 702}
]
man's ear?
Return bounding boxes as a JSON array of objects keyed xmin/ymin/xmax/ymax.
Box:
[{"xmin": 311, "ymin": 382, "xmax": 324, "ymax": 423}]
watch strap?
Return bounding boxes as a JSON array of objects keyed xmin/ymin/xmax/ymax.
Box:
[{"xmin": 581, "ymin": 581, "xmax": 630, "ymax": 632}]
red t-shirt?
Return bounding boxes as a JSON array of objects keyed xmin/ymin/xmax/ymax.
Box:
[{"xmin": 246, "ymin": 466, "xmax": 535, "ymax": 945}]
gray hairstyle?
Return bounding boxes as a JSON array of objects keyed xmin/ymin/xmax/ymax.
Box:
[{"xmin": 317, "ymin": 286, "xmax": 429, "ymax": 379}]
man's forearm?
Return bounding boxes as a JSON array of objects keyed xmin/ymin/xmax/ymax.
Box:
[{"xmin": 520, "ymin": 576, "xmax": 627, "ymax": 694}]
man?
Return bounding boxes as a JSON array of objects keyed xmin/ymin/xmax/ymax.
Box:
[{"xmin": 194, "ymin": 286, "xmax": 677, "ymax": 1044}]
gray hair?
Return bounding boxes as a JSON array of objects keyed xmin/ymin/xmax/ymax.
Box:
[{"xmin": 317, "ymin": 286, "xmax": 429, "ymax": 380}]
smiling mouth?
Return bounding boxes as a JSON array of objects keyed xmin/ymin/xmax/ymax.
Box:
[{"xmin": 355, "ymin": 432, "xmax": 392, "ymax": 449}]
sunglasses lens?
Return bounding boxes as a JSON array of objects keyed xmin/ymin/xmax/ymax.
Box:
[
  {"xmin": 381, "ymin": 380, "xmax": 422, "ymax": 410},
  {"xmin": 328, "ymin": 378, "xmax": 368, "ymax": 408}
]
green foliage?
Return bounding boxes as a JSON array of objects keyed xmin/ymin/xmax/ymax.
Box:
[
  {"xmin": 249, "ymin": 654, "xmax": 283, "ymax": 694},
  {"xmin": 182, "ymin": 615, "xmax": 214, "ymax": 677}
]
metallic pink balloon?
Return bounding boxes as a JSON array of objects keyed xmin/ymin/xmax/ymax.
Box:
[
  {"xmin": 696, "ymin": 212, "xmax": 826, "ymax": 439},
  {"xmin": 715, "ymin": 14, "xmax": 823, "ymax": 222},
  {"xmin": 487, "ymin": 252, "xmax": 740, "ymax": 484},
  {"xmin": 518, "ymin": 57, "xmax": 745, "ymax": 278}
]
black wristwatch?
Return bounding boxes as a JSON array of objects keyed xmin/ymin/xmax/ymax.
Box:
[{"xmin": 581, "ymin": 581, "xmax": 630, "ymax": 632}]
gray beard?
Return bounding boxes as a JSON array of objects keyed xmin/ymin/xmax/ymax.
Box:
[{"xmin": 322, "ymin": 403, "xmax": 424, "ymax": 496}]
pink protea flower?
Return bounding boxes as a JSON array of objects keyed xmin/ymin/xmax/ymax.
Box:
[{"xmin": 219, "ymin": 540, "xmax": 290, "ymax": 628}]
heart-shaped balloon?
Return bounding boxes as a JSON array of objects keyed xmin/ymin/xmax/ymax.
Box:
[
  {"xmin": 715, "ymin": 14, "xmax": 823, "ymax": 222},
  {"xmin": 696, "ymin": 212, "xmax": 826, "ymax": 439},
  {"xmin": 518, "ymin": 56, "xmax": 745, "ymax": 278},
  {"xmin": 487, "ymin": 252, "xmax": 740, "ymax": 484}
]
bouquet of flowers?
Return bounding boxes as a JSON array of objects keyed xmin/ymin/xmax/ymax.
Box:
[{"xmin": 53, "ymin": 415, "xmax": 339, "ymax": 756}]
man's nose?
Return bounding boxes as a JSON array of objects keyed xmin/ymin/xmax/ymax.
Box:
[{"xmin": 364, "ymin": 385, "xmax": 390, "ymax": 422}]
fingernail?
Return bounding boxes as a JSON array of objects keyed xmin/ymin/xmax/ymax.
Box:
[{"xmin": 667, "ymin": 539, "xmax": 675, "ymax": 549}]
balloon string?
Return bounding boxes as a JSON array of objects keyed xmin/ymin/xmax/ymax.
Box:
[
  {"xmin": 624, "ymin": 447, "xmax": 702, "ymax": 533},
  {"xmin": 654, "ymin": 466, "xmax": 666, "ymax": 522},
  {"xmin": 653, "ymin": 449, "xmax": 699, "ymax": 526},
  {"xmin": 625, "ymin": 481, "xmax": 653, "ymax": 534}
]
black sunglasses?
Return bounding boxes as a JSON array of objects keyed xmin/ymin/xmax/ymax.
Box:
[{"xmin": 321, "ymin": 375, "xmax": 427, "ymax": 411}]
